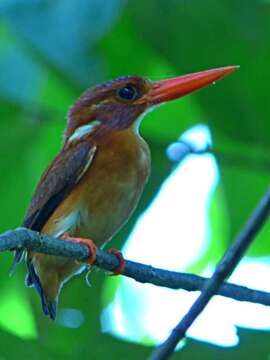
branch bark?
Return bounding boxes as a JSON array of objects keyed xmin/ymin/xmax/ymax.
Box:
[
  {"xmin": 149, "ymin": 186, "xmax": 270, "ymax": 360},
  {"xmin": 0, "ymin": 227, "xmax": 270, "ymax": 307}
]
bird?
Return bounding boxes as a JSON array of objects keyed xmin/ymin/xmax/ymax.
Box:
[{"xmin": 13, "ymin": 66, "xmax": 238, "ymax": 320}]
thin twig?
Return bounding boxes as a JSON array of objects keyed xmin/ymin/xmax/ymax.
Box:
[
  {"xmin": 0, "ymin": 227, "xmax": 270, "ymax": 307},
  {"xmin": 149, "ymin": 186, "xmax": 270, "ymax": 360}
]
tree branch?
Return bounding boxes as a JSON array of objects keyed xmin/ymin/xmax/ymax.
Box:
[
  {"xmin": 150, "ymin": 186, "xmax": 270, "ymax": 360},
  {"xmin": 0, "ymin": 227, "xmax": 270, "ymax": 308}
]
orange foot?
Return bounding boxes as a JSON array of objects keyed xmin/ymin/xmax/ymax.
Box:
[
  {"xmin": 108, "ymin": 249, "xmax": 125, "ymax": 275},
  {"xmin": 61, "ymin": 234, "xmax": 97, "ymax": 265}
]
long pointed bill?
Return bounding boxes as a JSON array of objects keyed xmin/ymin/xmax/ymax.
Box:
[{"xmin": 148, "ymin": 66, "xmax": 239, "ymax": 104}]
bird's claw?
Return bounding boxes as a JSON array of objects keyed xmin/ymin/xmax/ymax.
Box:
[
  {"xmin": 108, "ymin": 249, "xmax": 125, "ymax": 275},
  {"xmin": 61, "ymin": 234, "xmax": 97, "ymax": 265}
]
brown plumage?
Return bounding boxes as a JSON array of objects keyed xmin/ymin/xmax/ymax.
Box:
[{"xmin": 14, "ymin": 67, "xmax": 238, "ymax": 319}]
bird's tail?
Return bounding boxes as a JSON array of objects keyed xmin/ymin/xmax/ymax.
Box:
[{"xmin": 25, "ymin": 259, "xmax": 57, "ymax": 320}]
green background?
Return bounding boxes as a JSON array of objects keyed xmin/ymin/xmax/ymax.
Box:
[{"xmin": 0, "ymin": 0, "xmax": 269, "ymax": 359}]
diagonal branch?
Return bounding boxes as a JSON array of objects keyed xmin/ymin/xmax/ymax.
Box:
[
  {"xmin": 0, "ymin": 227, "xmax": 270, "ymax": 307},
  {"xmin": 149, "ymin": 186, "xmax": 270, "ymax": 360}
]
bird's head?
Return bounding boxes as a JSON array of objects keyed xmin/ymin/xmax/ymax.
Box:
[{"xmin": 66, "ymin": 66, "xmax": 238, "ymax": 141}]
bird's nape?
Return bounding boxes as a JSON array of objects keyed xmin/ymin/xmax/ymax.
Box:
[{"xmin": 66, "ymin": 66, "xmax": 239, "ymax": 139}]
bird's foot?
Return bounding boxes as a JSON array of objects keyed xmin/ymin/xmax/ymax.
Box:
[
  {"xmin": 61, "ymin": 234, "xmax": 97, "ymax": 265},
  {"xmin": 108, "ymin": 249, "xmax": 125, "ymax": 275}
]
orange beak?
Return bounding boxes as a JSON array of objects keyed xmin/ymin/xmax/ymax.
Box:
[{"xmin": 148, "ymin": 66, "xmax": 239, "ymax": 104}]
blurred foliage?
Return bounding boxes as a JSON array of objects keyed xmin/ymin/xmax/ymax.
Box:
[{"xmin": 0, "ymin": 0, "xmax": 269, "ymax": 359}]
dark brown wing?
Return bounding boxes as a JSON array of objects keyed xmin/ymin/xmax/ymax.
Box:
[
  {"xmin": 23, "ymin": 141, "xmax": 96, "ymax": 231},
  {"xmin": 11, "ymin": 141, "xmax": 96, "ymax": 320}
]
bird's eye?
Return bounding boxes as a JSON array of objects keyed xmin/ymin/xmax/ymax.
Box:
[{"xmin": 117, "ymin": 85, "xmax": 138, "ymax": 101}]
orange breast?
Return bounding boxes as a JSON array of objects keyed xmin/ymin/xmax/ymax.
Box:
[{"xmin": 42, "ymin": 128, "xmax": 151, "ymax": 246}]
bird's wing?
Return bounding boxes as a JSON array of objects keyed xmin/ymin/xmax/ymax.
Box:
[
  {"xmin": 23, "ymin": 141, "xmax": 96, "ymax": 231},
  {"xmin": 11, "ymin": 141, "xmax": 96, "ymax": 320}
]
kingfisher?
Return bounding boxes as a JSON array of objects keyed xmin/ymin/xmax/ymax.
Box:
[{"xmin": 14, "ymin": 66, "xmax": 238, "ymax": 320}]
